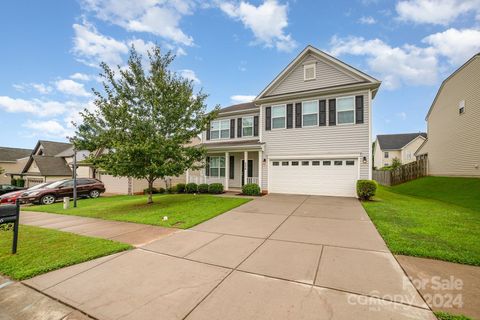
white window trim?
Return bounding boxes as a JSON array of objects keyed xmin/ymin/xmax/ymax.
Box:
[
  {"xmin": 210, "ymin": 119, "xmax": 230, "ymax": 140},
  {"xmin": 301, "ymin": 100, "xmax": 319, "ymax": 127},
  {"xmin": 304, "ymin": 63, "xmax": 316, "ymax": 81},
  {"xmin": 271, "ymin": 104, "xmax": 286, "ymax": 130},
  {"xmin": 209, "ymin": 156, "xmax": 226, "ymax": 177},
  {"xmin": 336, "ymin": 96, "xmax": 355, "ymax": 125},
  {"xmin": 242, "ymin": 116, "xmax": 254, "ymax": 137}
]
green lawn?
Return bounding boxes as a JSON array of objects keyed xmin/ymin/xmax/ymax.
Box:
[
  {"xmin": 0, "ymin": 225, "xmax": 131, "ymax": 280},
  {"xmin": 435, "ymin": 311, "xmax": 472, "ymax": 320},
  {"xmin": 362, "ymin": 177, "xmax": 480, "ymax": 266},
  {"xmin": 25, "ymin": 194, "xmax": 250, "ymax": 229}
]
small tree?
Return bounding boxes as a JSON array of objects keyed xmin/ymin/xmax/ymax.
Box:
[
  {"xmin": 73, "ymin": 46, "xmax": 218, "ymax": 204},
  {"xmin": 391, "ymin": 157, "xmax": 402, "ymax": 169}
]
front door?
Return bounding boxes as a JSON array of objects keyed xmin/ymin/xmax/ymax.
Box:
[{"xmin": 241, "ymin": 159, "xmax": 253, "ymax": 186}]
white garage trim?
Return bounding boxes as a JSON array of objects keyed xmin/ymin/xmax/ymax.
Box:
[{"xmin": 268, "ymin": 154, "xmax": 361, "ymax": 160}]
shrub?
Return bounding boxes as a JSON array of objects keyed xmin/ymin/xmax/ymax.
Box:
[
  {"xmin": 391, "ymin": 157, "xmax": 402, "ymax": 169},
  {"xmin": 208, "ymin": 183, "xmax": 224, "ymax": 194},
  {"xmin": 176, "ymin": 183, "xmax": 186, "ymax": 193},
  {"xmin": 357, "ymin": 180, "xmax": 377, "ymax": 201},
  {"xmin": 16, "ymin": 179, "xmax": 25, "ymax": 188},
  {"xmin": 242, "ymin": 183, "xmax": 261, "ymax": 196},
  {"xmin": 198, "ymin": 183, "xmax": 209, "ymax": 193},
  {"xmin": 185, "ymin": 182, "xmax": 198, "ymax": 193},
  {"xmin": 143, "ymin": 187, "xmax": 158, "ymax": 195},
  {"xmin": 11, "ymin": 178, "xmax": 17, "ymax": 186},
  {"xmin": 166, "ymin": 186, "xmax": 177, "ymax": 194},
  {"xmin": 158, "ymin": 187, "xmax": 166, "ymax": 194}
]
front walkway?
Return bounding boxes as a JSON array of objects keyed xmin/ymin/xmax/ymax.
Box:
[{"xmin": 22, "ymin": 195, "xmax": 436, "ymax": 319}]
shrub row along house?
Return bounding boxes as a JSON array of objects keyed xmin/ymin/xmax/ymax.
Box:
[{"xmin": 188, "ymin": 45, "xmax": 381, "ymax": 197}]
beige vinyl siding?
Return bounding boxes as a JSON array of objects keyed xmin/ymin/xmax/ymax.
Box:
[
  {"xmin": 202, "ymin": 112, "xmax": 260, "ymax": 143},
  {"xmin": 265, "ymin": 55, "xmax": 363, "ymax": 97},
  {"xmin": 0, "ymin": 159, "xmax": 28, "ymax": 184},
  {"xmin": 401, "ymin": 137, "xmax": 424, "ymax": 164},
  {"xmin": 425, "ymin": 56, "xmax": 480, "ymax": 177},
  {"xmin": 261, "ymin": 90, "xmax": 371, "ymax": 184}
]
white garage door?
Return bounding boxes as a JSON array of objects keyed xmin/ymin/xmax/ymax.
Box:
[{"xmin": 269, "ymin": 159, "xmax": 358, "ymax": 197}]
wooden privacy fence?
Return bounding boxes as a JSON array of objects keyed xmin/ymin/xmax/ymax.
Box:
[{"xmin": 373, "ymin": 158, "xmax": 427, "ymax": 186}]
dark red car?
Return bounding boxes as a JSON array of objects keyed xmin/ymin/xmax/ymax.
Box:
[
  {"xmin": 21, "ymin": 178, "xmax": 105, "ymax": 205},
  {"xmin": 0, "ymin": 182, "xmax": 51, "ymax": 204}
]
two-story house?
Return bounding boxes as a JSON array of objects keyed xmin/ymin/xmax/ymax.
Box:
[
  {"xmin": 373, "ymin": 133, "xmax": 427, "ymax": 169},
  {"xmin": 191, "ymin": 45, "xmax": 381, "ymax": 197}
]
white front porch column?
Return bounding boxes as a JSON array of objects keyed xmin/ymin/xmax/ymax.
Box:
[
  {"xmin": 244, "ymin": 150, "xmax": 248, "ymax": 185},
  {"xmin": 258, "ymin": 150, "xmax": 262, "ymax": 189},
  {"xmin": 186, "ymin": 169, "xmax": 190, "ymax": 184},
  {"xmin": 225, "ymin": 152, "xmax": 229, "ymax": 191}
]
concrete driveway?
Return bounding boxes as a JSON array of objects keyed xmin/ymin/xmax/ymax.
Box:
[{"xmin": 24, "ymin": 194, "xmax": 436, "ymax": 320}]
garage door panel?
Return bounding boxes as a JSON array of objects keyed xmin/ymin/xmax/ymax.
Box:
[{"xmin": 269, "ymin": 159, "xmax": 357, "ymax": 197}]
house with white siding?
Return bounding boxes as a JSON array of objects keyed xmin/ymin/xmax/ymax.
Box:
[{"xmin": 189, "ymin": 45, "xmax": 381, "ymax": 197}]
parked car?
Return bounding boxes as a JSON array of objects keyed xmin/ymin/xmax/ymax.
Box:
[
  {"xmin": 21, "ymin": 178, "xmax": 106, "ymax": 205},
  {"xmin": 0, "ymin": 184, "xmax": 25, "ymax": 195},
  {"xmin": 0, "ymin": 182, "xmax": 51, "ymax": 204}
]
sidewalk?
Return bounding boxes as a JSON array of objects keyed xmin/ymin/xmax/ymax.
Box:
[{"xmin": 20, "ymin": 211, "xmax": 177, "ymax": 247}]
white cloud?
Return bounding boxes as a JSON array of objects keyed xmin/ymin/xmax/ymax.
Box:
[
  {"xmin": 396, "ymin": 0, "xmax": 480, "ymax": 25},
  {"xmin": 230, "ymin": 95, "xmax": 256, "ymax": 103},
  {"xmin": 396, "ymin": 112, "xmax": 407, "ymax": 120},
  {"xmin": 55, "ymin": 79, "xmax": 91, "ymax": 97},
  {"xmin": 12, "ymin": 83, "xmax": 52, "ymax": 94},
  {"xmin": 179, "ymin": 69, "xmax": 200, "ymax": 84},
  {"xmin": 72, "ymin": 22, "xmax": 129, "ymax": 67},
  {"xmin": 359, "ymin": 16, "xmax": 376, "ymax": 24},
  {"xmin": 70, "ymin": 73, "xmax": 91, "ymax": 81},
  {"xmin": 80, "ymin": 0, "xmax": 194, "ymax": 46},
  {"xmin": 329, "ymin": 36, "xmax": 438, "ymax": 89},
  {"xmin": 23, "ymin": 120, "xmax": 73, "ymax": 138},
  {"xmin": 0, "ymin": 96, "xmax": 70, "ymax": 116},
  {"xmin": 219, "ymin": 0, "xmax": 297, "ymax": 52},
  {"xmin": 423, "ymin": 28, "xmax": 480, "ymax": 65}
]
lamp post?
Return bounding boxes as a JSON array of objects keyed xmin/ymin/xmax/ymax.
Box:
[{"xmin": 73, "ymin": 149, "xmax": 77, "ymax": 208}]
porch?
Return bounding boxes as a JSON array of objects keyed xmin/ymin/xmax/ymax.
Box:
[{"xmin": 187, "ymin": 149, "xmax": 263, "ymax": 191}]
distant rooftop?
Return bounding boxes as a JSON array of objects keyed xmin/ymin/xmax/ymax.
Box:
[
  {"xmin": 218, "ymin": 102, "xmax": 257, "ymax": 114},
  {"xmin": 0, "ymin": 147, "xmax": 32, "ymax": 162},
  {"xmin": 377, "ymin": 132, "xmax": 427, "ymax": 150}
]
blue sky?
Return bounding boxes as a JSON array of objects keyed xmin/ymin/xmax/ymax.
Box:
[{"xmin": 1, "ymin": 0, "xmax": 479, "ymax": 149}]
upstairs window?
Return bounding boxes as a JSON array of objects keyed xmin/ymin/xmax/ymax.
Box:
[
  {"xmin": 242, "ymin": 116, "xmax": 253, "ymax": 137},
  {"xmin": 384, "ymin": 152, "xmax": 389, "ymax": 158},
  {"xmin": 302, "ymin": 100, "xmax": 318, "ymax": 126},
  {"xmin": 272, "ymin": 105, "xmax": 286, "ymax": 129},
  {"xmin": 210, "ymin": 119, "xmax": 230, "ymax": 139},
  {"xmin": 337, "ymin": 97, "xmax": 355, "ymax": 124},
  {"xmin": 459, "ymin": 100, "xmax": 465, "ymax": 115},
  {"xmin": 304, "ymin": 63, "xmax": 316, "ymax": 81}
]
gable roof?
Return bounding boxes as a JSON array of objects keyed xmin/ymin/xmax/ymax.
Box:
[
  {"xmin": 0, "ymin": 147, "xmax": 32, "ymax": 162},
  {"xmin": 28, "ymin": 156, "xmax": 72, "ymax": 176},
  {"xmin": 33, "ymin": 140, "xmax": 72, "ymax": 156},
  {"xmin": 425, "ymin": 52, "xmax": 480, "ymax": 120},
  {"xmin": 218, "ymin": 102, "xmax": 258, "ymax": 114},
  {"xmin": 377, "ymin": 133, "xmax": 427, "ymax": 150},
  {"xmin": 256, "ymin": 45, "xmax": 381, "ymax": 101}
]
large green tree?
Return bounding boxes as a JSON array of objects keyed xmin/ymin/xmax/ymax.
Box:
[{"xmin": 73, "ymin": 46, "xmax": 218, "ymax": 203}]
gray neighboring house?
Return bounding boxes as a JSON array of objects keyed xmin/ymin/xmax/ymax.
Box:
[
  {"xmin": 0, "ymin": 147, "xmax": 32, "ymax": 184},
  {"xmin": 189, "ymin": 45, "xmax": 381, "ymax": 197},
  {"xmin": 373, "ymin": 133, "xmax": 427, "ymax": 169}
]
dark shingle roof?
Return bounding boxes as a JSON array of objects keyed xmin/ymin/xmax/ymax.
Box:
[
  {"xmin": 0, "ymin": 147, "xmax": 32, "ymax": 162},
  {"xmin": 32, "ymin": 155, "xmax": 72, "ymax": 176},
  {"xmin": 218, "ymin": 102, "xmax": 257, "ymax": 114},
  {"xmin": 38, "ymin": 140, "xmax": 72, "ymax": 156},
  {"xmin": 377, "ymin": 133, "xmax": 427, "ymax": 150}
]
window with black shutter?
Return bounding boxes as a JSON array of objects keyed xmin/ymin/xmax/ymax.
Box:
[
  {"xmin": 328, "ymin": 99, "xmax": 336, "ymax": 126},
  {"xmin": 319, "ymin": 100, "xmax": 326, "ymax": 126},
  {"xmin": 237, "ymin": 118, "xmax": 242, "ymax": 138},
  {"xmin": 229, "ymin": 156, "xmax": 234, "ymax": 179},
  {"xmin": 265, "ymin": 107, "xmax": 272, "ymax": 130},
  {"xmin": 286, "ymin": 104, "xmax": 293, "ymax": 128},
  {"xmin": 253, "ymin": 116, "xmax": 259, "ymax": 136},
  {"xmin": 355, "ymin": 95, "xmax": 364, "ymax": 124},
  {"xmin": 230, "ymin": 119, "xmax": 235, "ymax": 138},
  {"xmin": 295, "ymin": 103, "xmax": 302, "ymax": 128},
  {"xmin": 206, "ymin": 123, "xmax": 210, "ymax": 140}
]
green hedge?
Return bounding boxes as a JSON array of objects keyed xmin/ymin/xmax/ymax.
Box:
[
  {"xmin": 242, "ymin": 183, "xmax": 261, "ymax": 196},
  {"xmin": 176, "ymin": 183, "xmax": 186, "ymax": 193},
  {"xmin": 185, "ymin": 183, "xmax": 198, "ymax": 193},
  {"xmin": 208, "ymin": 183, "xmax": 224, "ymax": 194},
  {"xmin": 198, "ymin": 183, "xmax": 209, "ymax": 193}
]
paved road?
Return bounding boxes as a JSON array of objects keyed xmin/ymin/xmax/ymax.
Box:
[{"xmin": 23, "ymin": 194, "xmax": 436, "ymax": 319}]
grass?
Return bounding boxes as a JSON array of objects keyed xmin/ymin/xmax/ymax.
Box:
[
  {"xmin": 24, "ymin": 194, "xmax": 251, "ymax": 229},
  {"xmin": 0, "ymin": 225, "xmax": 131, "ymax": 280},
  {"xmin": 435, "ymin": 311, "xmax": 472, "ymax": 320},
  {"xmin": 362, "ymin": 178, "xmax": 480, "ymax": 266}
]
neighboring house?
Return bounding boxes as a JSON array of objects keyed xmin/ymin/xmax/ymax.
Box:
[
  {"xmin": 190, "ymin": 45, "xmax": 381, "ymax": 197},
  {"xmin": 416, "ymin": 53, "xmax": 480, "ymax": 177},
  {"xmin": 373, "ymin": 133, "xmax": 427, "ymax": 169},
  {"xmin": 0, "ymin": 147, "xmax": 32, "ymax": 184}
]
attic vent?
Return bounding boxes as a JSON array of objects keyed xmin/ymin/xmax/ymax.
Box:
[{"xmin": 304, "ymin": 63, "xmax": 316, "ymax": 81}]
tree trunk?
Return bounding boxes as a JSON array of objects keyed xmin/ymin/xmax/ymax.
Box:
[{"xmin": 147, "ymin": 178, "xmax": 154, "ymax": 204}]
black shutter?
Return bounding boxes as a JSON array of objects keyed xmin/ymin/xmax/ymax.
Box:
[
  {"xmin": 355, "ymin": 95, "xmax": 364, "ymax": 124},
  {"xmin": 295, "ymin": 103, "xmax": 302, "ymax": 128},
  {"xmin": 253, "ymin": 116, "xmax": 259, "ymax": 136},
  {"xmin": 286, "ymin": 104, "xmax": 293, "ymax": 128},
  {"xmin": 229, "ymin": 156, "xmax": 234, "ymax": 179},
  {"xmin": 205, "ymin": 156, "xmax": 210, "ymax": 176},
  {"xmin": 237, "ymin": 118, "xmax": 242, "ymax": 138},
  {"xmin": 319, "ymin": 100, "xmax": 326, "ymax": 126},
  {"xmin": 265, "ymin": 107, "xmax": 272, "ymax": 131},
  {"xmin": 328, "ymin": 99, "xmax": 336, "ymax": 126},
  {"xmin": 230, "ymin": 119, "xmax": 235, "ymax": 138},
  {"xmin": 206, "ymin": 123, "xmax": 210, "ymax": 140}
]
